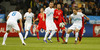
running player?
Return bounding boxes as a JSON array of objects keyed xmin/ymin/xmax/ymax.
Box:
[
  {"xmin": 2, "ymin": 10, "xmax": 26, "ymax": 45},
  {"xmin": 34, "ymin": 8, "xmax": 46, "ymax": 40},
  {"xmin": 78, "ymin": 8, "xmax": 89, "ymax": 44},
  {"xmin": 64, "ymin": 8, "xmax": 84, "ymax": 44},
  {"xmin": 54, "ymin": 4, "xmax": 66, "ymax": 42},
  {"xmin": 43, "ymin": 2, "xmax": 57, "ymax": 43},
  {"xmin": 24, "ymin": 8, "xmax": 34, "ymax": 40}
]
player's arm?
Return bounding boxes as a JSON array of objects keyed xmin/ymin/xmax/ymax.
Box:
[
  {"xmin": 19, "ymin": 19, "xmax": 24, "ymax": 32},
  {"xmin": 61, "ymin": 12, "xmax": 66, "ymax": 25},
  {"xmin": 24, "ymin": 13, "xmax": 26, "ymax": 20},
  {"xmin": 69, "ymin": 16, "xmax": 72, "ymax": 24},
  {"xmin": 53, "ymin": 10, "xmax": 58, "ymax": 18},
  {"xmin": 7, "ymin": 16, "xmax": 9, "ymax": 20},
  {"xmin": 34, "ymin": 18, "xmax": 39, "ymax": 22},
  {"xmin": 84, "ymin": 15, "xmax": 89, "ymax": 20}
]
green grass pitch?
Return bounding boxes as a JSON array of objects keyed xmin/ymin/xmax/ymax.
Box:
[{"xmin": 0, "ymin": 37, "xmax": 100, "ymax": 50}]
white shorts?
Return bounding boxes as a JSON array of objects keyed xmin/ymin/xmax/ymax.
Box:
[
  {"xmin": 6, "ymin": 22, "xmax": 20, "ymax": 31},
  {"xmin": 68, "ymin": 23, "xmax": 82, "ymax": 30},
  {"xmin": 25, "ymin": 22, "xmax": 32, "ymax": 31},
  {"xmin": 46, "ymin": 20, "xmax": 57, "ymax": 31}
]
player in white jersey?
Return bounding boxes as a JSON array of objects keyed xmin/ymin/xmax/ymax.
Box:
[
  {"xmin": 63, "ymin": 8, "xmax": 84, "ymax": 44},
  {"xmin": 2, "ymin": 10, "xmax": 26, "ymax": 45},
  {"xmin": 43, "ymin": 2, "xmax": 57, "ymax": 43},
  {"xmin": 24, "ymin": 8, "xmax": 35, "ymax": 40}
]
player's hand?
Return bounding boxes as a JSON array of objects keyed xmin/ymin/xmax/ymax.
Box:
[
  {"xmin": 22, "ymin": 28, "xmax": 24, "ymax": 33},
  {"xmin": 64, "ymin": 22, "xmax": 67, "ymax": 25}
]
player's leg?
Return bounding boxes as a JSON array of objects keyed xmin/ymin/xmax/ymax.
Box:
[
  {"xmin": 36, "ymin": 25, "xmax": 41, "ymax": 40},
  {"xmin": 2, "ymin": 23, "xmax": 11, "ymax": 45},
  {"xmin": 79, "ymin": 27, "xmax": 84, "ymax": 44},
  {"xmin": 48, "ymin": 30, "xmax": 57, "ymax": 43},
  {"xmin": 64, "ymin": 29, "xmax": 72, "ymax": 44},
  {"xmin": 74, "ymin": 28, "xmax": 79, "ymax": 44},
  {"xmin": 2, "ymin": 30, "xmax": 9, "ymax": 45},
  {"xmin": 13, "ymin": 24, "xmax": 26, "ymax": 45},
  {"xmin": 24, "ymin": 23, "xmax": 31, "ymax": 40},
  {"xmin": 61, "ymin": 27, "xmax": 66, "ymax": 42},
  {"xmin": 56, "ymin": 31, "xmax": 60, "ymax": 42},
  {"xmin": 43, "ymin": 30, "xmax": 50, "ymax": 43}
]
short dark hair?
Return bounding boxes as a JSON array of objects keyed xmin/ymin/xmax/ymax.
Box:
[
  {"xmin": 49, "ymin": 1, "xmax": 54, "ymax": 4},
  {"xmin": 73, "ymin": 8, "xmax": 79, "ymax": 11}
]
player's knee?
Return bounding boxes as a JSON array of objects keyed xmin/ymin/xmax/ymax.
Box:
[
  {"xmin": 67, "ymin": 29, "xmax": 72, "ymax": 34},
  {"xmin": 62, "ymin": 29, "xmax": 65, "ymax": 32},
  {"xmin": 17, "ymin": 31, "xmax": 20, "ymax": 33},
  {"xmin": 75, "ymin": 29, "xmax": 79, "ymax": 32}
]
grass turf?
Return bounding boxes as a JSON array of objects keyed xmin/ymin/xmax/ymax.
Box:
[{"xmin": 0, "ymin": 37, "xmax": 100, "ymax": 50}]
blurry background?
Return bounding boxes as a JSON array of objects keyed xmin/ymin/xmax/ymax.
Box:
[{"xmin": 0, "ymin": 0, "xmax": 100, "ymax": 37}]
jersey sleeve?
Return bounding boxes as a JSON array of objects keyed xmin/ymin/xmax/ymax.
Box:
[
  {"xmin": 44, "ymin": 8, "xmax": 48, "ymax": 14},
  {"xmin": 61, "ymin": 11, "xmax": 65, "ymax": 22},
  {"xmin": 32, "ymin": 13, "xmax": 34, "ymax": 18}
]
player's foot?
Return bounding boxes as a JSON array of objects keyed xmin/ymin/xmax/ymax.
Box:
[
  {"xmin": 57, "ymin": 40, "xmax": 60, "ymax": 42},
  {"xmin": 75, "ymin": 41, "xmax": 77, "ymax": 44},
  {"xmin": 22, "ymin": 43, "xmax": 26, "ymax": 46},
  {"xmin": 62, "ymin": 42, "xmax": 67, "ymax": 44},
  {"xmin": 78, "ymin": 41, "xmax": 81, "ymax": 44},
  {"xmin": 24, "ymin": 38, "xmax": 26, "ymax": 40},
  {"xmin": 2, "ymin": 43, "xmax": 6, "ymax": 45},
  {"xmin": 61, "ymin": 37, "xmax": 65, "ymax": 42},
  {"xmin": 48, "ymin": 38, "xmax": 53, "ymax": 43},
  {"xmin": 33, "ymin": 34, "xmax": 36, "ymax": 36},
  {"xmin": 38, "ymin": 39, "xmax": 40, "ymax": 40},
  {"xmin": 43, "ymin": 40, "xmax": 47, "ymax": 43}
]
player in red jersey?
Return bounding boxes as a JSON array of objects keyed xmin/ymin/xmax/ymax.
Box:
[
  {"xmin": 54, "ymin": 4, "xmax": 66, "ymax": 42},
  {"xmin": 34, "ymin": 8, "xmax": 46, "ymax": 40},
  {"xmin": 78, "ymin": 9, "xmax": 89, "ymax": 44}
]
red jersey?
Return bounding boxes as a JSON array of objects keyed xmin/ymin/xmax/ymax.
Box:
[
  {"xmin": 54, "ymin": 9, "xmax": 65, "ymax": 24},
  {"xmin": 37, "ymin": 13, "xmax": 46, "ymax": 25}
]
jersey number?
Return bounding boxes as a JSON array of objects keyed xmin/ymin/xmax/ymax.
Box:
[{"xmin": 12, "ymin": 12, "xmax": 16, "ymax": 16}]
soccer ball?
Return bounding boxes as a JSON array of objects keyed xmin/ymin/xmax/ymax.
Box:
[{"xmin": 59, "ymin": 22, "xmax": 65, "ymax": 28}]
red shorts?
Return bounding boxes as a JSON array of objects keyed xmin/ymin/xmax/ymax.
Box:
[
  {"xmin": 36, "ymin": 23, "xmax": 46, "ymax": 30},
  {"xmin": 79, "ymin": 26, "xmax": 84, "ymax": 35},
  {"xmin": 55, "ymin": 23, "xmax": 65, "ymax": 31}
]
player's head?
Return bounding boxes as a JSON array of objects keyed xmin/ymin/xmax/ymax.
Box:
[
  {"xmin": 28, "ymin": 8, "xmax": 32, "ymax": 13},
  {"xmin": 16, "ymin": 8, "xmax": 21, "ymax": 12},
  {"xmin": 57, "ymin": 4, "xmax": 61, "ymax": 9},
  {"xmin": 49, "ymin": 2, "xmax": 54, "ymax": 8},
  {"xmin": 40, "ymin": 7, "xmax": 44, "ymax": 13},
  {"xmin": 78, "ymin": 8, "xmax": 82, "ymax": 12},
  {"xmin": 73, "ymin": 8, "xmax": 78, "ymax": 15}
]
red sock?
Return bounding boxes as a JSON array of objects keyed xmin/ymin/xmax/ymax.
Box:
[
  {"xmin": 61, "ymin": 31, "xmax": 65, "ymax": 38},
  {"xmin": 36, "ymin": 32, "xmax": 39, "ymax": 39},
  {"xmin": 56, "ymin": 31, "xmax": 59, "ymax": 40},
  {"xmin": 79, "ymin": 35, "xmax": 82, "ymax": 41},
  {"xmin": 61, "ymin": 31, "xmax": 65, "ymax": 42}
]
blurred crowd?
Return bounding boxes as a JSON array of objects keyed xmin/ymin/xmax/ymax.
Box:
[{"xmin": 0, "ymin": 0, "xmax": 100, "ymax": 16}]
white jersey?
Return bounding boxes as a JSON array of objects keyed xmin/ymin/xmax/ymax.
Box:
[
  {"xmin": 70, "ymin": 12, "xmax": 84, "ymax": 25},
  {"xmin": 6, "ymin": 11, "xmax": 22, "ymax": 31},
  {"xmin": 24, "ymin": 12, "xmax": 34, "ymax": 23},
  {"xmin": 44, "ymin": 7, "xmax": 57, "ymax": 31},
  {"xmin": 7, "ymin": 11, "xmax": 22, "ymax": 23}
]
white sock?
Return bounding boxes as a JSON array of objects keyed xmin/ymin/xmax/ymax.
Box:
[
  {"xmin": 75, "ymin": 32, "xmax": 78, "ymax": 41},
  {"xmin": 44, "ymin": 31, "xmax": 50, "ymax": 40},
  {"xmin": 24, "ymin": 31, "xmax": 28, "ymax": 39},
  {"xmin": 2, "ymin": 32, "xmax": 8, "ymax": 44},
  {"xmin": 48, "ymin": 30, "xmax": 56, "ymax": 39},
  {"xmin": 19, "ymin": 33, "xmax": 25, "ymax": 43},
  {"xmin": 65, "ymin": 34, "xmax": 69, "ymax": 42}
]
